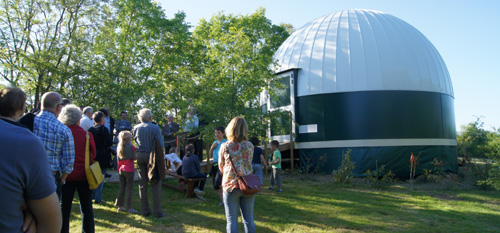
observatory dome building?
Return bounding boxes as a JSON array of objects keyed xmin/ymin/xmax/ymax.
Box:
[{"xmin": 264, "ymin": 9, "xmax": 457, "ymax": 177}]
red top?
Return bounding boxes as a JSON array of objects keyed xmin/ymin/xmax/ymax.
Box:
[
  {"xmin": 118, "ymin": 144, "xmax": 136, "ymax": 173},
  {"xmin": 67, "ymin": 125, "xmax": 96, "ymax": 181}
]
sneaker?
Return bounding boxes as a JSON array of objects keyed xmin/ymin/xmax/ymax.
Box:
[
  {"xmin": 95, "ymin": 200, "xmax": 107, "ymax": 204},
  {"xmin": 195, "ymin": 194, "xmax": 206, "ymax": 201},
  {"xmin": 117, "ymin": 207, "xmax": 127, "ymax": 212},
  {"xmin": 155, "ymin": 213, "xmax": 166, "ymax": 218},
  {"xmin": 194, "ymin": 188, "xmax": 205, "ymax": 196},
  {"xmin": 268, "ymin": 186, "xmax": 274, "ymax": 190},
  {"xmin": 277, "ymin": 189, "xmax": 283, "ymax": 193},
  {"xmin": 128, "ymin": 209, "xmax": 138, "ymax": 214}
]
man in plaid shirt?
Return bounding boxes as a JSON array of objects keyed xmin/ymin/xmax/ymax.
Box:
[{"xmin": 34, "ymin": 92, "xmax": 75, "ymax": 200}]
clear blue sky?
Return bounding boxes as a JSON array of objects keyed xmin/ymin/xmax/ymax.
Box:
[{"xmin": 157, "ymin": 0, "xmax": 500, "ymax": 132}]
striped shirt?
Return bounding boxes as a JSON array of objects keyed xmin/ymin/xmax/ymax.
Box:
[
  {"xmin": 133, "ymin": 121, "xmax": 164, "ymax": 153},
  {"xmin": 34, "ymin": 110, "xmax": 75, "ymax": 174}
]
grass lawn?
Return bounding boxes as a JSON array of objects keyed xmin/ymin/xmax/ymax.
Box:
[{"xmin": 68, "ymin": 173, "xmax": 500, "ymax": 232}]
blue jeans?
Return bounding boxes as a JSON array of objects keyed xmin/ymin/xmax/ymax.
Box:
[
  {"xmin": 252, "ymin": 164, "xmax": 263, "ymax": 185},
  {"xmin": 93, "ymin": 168, "xmax": 106, "ymax": 202},
  {"xmin": 223, "ymin": 189, "xmax": 256, "ymax": 233}
]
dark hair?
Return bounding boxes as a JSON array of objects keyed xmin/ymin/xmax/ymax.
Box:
[
  {"xmin": 185, "ymin": 144, "xmax": 194, "ymax": 154},
  {"xmin": 249, "ymin": 137, "xmax": 260, "ymax": 146},
  {"xmin": 120, "ymin": 111, "xmax": 127, "ymax": 115},
  {"xmin": 215, "ymin": 126, "xmax": 225, "ymax": 133},
  {"xmin": 61, "ymin": 98, "xmax": 71, "ymax": 106},
  {"xmin": 271, "ymin": 140, "xmax": 279, "ymax": 147},
  {"xmin": 169, "ymin": 147, "xmax": 179, "ymax": 154},
  {"xmin": 99, "ymin": 108, "xmax": 108, "ymax": 116},
  {"xmin": 0, "ymin": 87, "xmax": 26, "ymax": 117},
  {"xmin": 93, "ymin": 111, "xmax": 105, "ymax": 123}
]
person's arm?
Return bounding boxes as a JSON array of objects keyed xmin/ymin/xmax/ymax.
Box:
[
  {"xmin": 124, "ymin": 121, "xmax": 132, "ymax": 130},
  {"xmin": 209, "ymin": 142, "xmax": 218, "ymax": 158},
  {"xmin": 60, "ymin": 128, "xmax": 75, "ymax": 182},
  {"xmin": 103, "ymin": 127, "xmax": 113, "ymax": 147},
  {"xmin": 26, "ymin": 192, "xmax": 62, "ymax": 233},
  {"xmin": 22, "ymin": 204, "xmax": 36, "ymax": 233},
  {"xmin": 260, "ymin": 154, "xmax": 267, "ymax": 166},
  {"xmin": 218, "ymin": 144, "xmax": 225, "ymax": 173}
]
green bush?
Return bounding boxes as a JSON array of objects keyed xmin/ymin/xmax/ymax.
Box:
[
  {"xmin": 332, "ymin": 149, "xmax": 355, "ymax": 184},
  {"xmin": 364, "ymin": 161, "xmax": 397, "ymax": 190}
]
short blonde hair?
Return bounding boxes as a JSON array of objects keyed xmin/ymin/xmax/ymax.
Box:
[
  {"xmin": 225, "ymin": 116, "xmax": 248, "ymax": 143},
  {"xmin": 137, "ymin": 108, "xmax": 152, "ymax": 122}
]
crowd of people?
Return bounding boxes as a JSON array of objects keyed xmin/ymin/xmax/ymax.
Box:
[{"xmin": 0, "ymin": 87, "xmax": 284, "ymax": 233}]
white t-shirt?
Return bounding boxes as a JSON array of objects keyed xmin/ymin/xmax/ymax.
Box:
[
  {"xmin": 79, "ymin": 115, "xmax": 94, "ymax": 131},
  {"xmin": 165, "ymin": 153, "xmax": 182, "ymax": 172}
]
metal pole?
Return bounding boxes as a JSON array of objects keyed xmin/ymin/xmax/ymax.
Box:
[{"xmin": 289, "ymin": 111, "xmax": 294, "ymax": 172}]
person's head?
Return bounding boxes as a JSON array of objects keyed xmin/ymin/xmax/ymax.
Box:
[
  {"xmin": 137, "ymin": 108, "xmax": 152, "ymax": 123},
  {"xmin": 270, "ymin": 140, "xmax": 279, "ymax": 150},
  {"xmin": 117, "ymin": 131, "xmax": 133, "ymax": 159},
  {"xmin": 118, "ymin": 130, "xmax": 132, "ymax": 143},
  {"xmin": 93, "ymin": 111, "xmax": 105, "ymax": 125},
  {"xmin": 215, "ymin": 126, "xmax": 225, "ymax": 140},
  {"xmin": 61, "ymin": 98, "xmax": 71, "ymax": 106},
  {"xmin": 249, "ymin": 137, "xmax": 260, "ymax": 147},
  {"xmin": 169, "ymin": 147, "xmax": 179, "ymax": 155},
  {"xmin": 187, "ymin": 105, "xmax": 196, "ymax": 117},
  {"xmin": 167, "ymin": 114, "xmax": 174, "ymax": 123},
  {"xmin": 99, "ymin": 108, "xmax": 108, "ymax": 117},
  {"xmin": 0, "ymin": 87, "xmax": 26, "ymax": 120},
  {"xmin": 103, "ymin": 106, "xmax": 110, "ymax": 115},
  {"xmin": 225, "ymin": 116, "xmax": 248, "ymax": 143},
  {"xmin": 185, "ymin": 144, "xmax": 194, "ymax": 155},
  {"xmin": 40, "ymin": 92, "xmax": 63, "ymax": 116},
  {"xmin": 82, "ymin": 106, "xmax": 93, "ymax": 118},
  {"xmin": 58, "ymin": 104, "xmax": 82, "ymax": 126},
  {"xmin": 120, "ymin": 111, "xmax": 128, "ymax": 120}
]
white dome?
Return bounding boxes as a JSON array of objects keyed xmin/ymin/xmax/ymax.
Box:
[{"xmin": 274, "ymin": 9, "xmax": 453, "ymax": 97}]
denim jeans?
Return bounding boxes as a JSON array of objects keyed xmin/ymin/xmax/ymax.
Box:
[
  {"xmin": 93, "ymin": 168, "xmax": 106, "ymax": 202},
  {"xmin": 61, "ymin": 180, "xmax": 94, "ymax": 233},
  {"xmin": 252, "ymin": 164, "xmax": 263, "ymax": 185},
  {"xmin": 54, "ymin": 172, "xmax": 62, "ymax": 201},
  {"xmin": 186, "ymin": 172, "xmax": 206, "ymax": 191},
  {"xmin": 223, "ymin": 189, "xmax": 256, "ymax": 233}
]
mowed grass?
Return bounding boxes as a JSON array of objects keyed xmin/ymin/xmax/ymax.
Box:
[{"xmin": 67, "ymin": 173, "xmax": 500, "ymax": 232}]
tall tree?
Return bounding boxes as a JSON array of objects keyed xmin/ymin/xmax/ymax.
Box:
[
  {"xmin": 0, "ymin": 0, "xmax": 105, "ymax": 106},
  {"xmin": 66, "ymin": 0, "xmax": 192, "ymax": 121},
  {"xmin": 190, "ymin": 8, "xmax": 289, "ymax": 138}
]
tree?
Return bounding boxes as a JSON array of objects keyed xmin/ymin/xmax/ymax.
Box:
[
  {"xmin": 457, "ymin": 117, "xmax": 492, "ymax": 158},
  {"xmin": 0, "ymin": 0, "xmax": 105, "ymax": 107},
  {"xmin": 190, "ymin": 8, "xmax": 290, "ymax": 139},
  {"xmin": 65, "ymin": 0, "xmax": 192, "ymax": 121}
]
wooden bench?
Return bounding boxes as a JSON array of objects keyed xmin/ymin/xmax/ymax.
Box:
[{"xmin": 162, "ymin": 171, "xmax": 206, "ymax": 198}]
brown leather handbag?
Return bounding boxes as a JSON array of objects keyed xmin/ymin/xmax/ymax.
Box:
[{"xmin": 228, "ymin": 154, "xmax": 262, "ymax": 195}]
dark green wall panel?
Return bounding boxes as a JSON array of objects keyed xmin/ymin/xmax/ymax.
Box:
[{"xmin": 296, "ymin": 91, "xmax": 456, "ymax": 142}]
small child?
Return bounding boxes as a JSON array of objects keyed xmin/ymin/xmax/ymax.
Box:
[
  {"xmin": 182, "ymin": 144, "xmax": 207, "ymax": 197},
  {"xmin": 165, "ymin": 147, "xmax": 183, "ymax": 174},
  {"xmin": 114, "ymin": 131, "xmax": 138, "ymax": 213},
  {"xmin": 268, "ymin": 140, "xmax": 283, "ymax": 193},
  {"xmin": 209, "ymin": 126, "xmax": 226, "ymax": 206}
]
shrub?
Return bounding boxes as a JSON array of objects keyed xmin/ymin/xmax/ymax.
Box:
[
  {"xmin": 364, "ymin": 161, "xmax": 397, "ymax": 190},
  {"xmin": 332, "ymin": 149, "xmax": 355, "ymax": 184}
]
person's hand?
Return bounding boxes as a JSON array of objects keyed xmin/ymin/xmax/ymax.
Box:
[{"xmin": 22, "ymin": 204, "xmax": 36, "ymax": 233}]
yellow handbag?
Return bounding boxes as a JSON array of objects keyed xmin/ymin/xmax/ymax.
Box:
[{"xmin": 85, "ymin": 132, "xmax": 104, "ymax": 190}]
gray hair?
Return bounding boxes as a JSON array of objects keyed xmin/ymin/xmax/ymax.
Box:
[
  {"xmin": 137, "ymin": 108, "xmax": 152, "ymax": 123},
  {"xmin": 83, "ymin": 106, "xmax": 93, "ymax": 114},
  {"xmin": 58, "ymin": 104, "xmax": 82, "ymax": 126}
]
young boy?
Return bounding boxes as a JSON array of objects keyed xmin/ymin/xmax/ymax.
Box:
[
  {"xmin": 165, "ymin": 147, "xmax": 182, "ymax": 174},
  {"xmin": 268, "ymin": 140, "xmax": 283, "ymax": 193},
  {"xmin": 209, "ymin": 126, "xmax": 226, "ymax": 206},
  {"xmin": 182, "ymin": 144, "xmax": 206, "ymax": 198}
]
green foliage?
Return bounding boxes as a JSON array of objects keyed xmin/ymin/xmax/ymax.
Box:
[
  {"xmin": 457, "ymin": 117, "xmax": 492, "ymax": 158},
  {"xmin": 332, "ymin": 149, "xmax": 355, "ymax": 184},
  {"xmin": 364, "ymin": 161, "xmax": 397, "ymax": 190}
]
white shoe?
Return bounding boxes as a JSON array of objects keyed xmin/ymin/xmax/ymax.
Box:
[
  {"xmin": 195, "ymin": 194, "xmax": 206, "ymax": 201},
  {"xmin": 194, "ymin": 188, "xmax": 205, "ymax": 196}
]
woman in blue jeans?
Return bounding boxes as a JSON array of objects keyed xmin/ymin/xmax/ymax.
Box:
[{"xmin": 218, "ymin": 117, "xmax": 256, "ymax": 233}]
